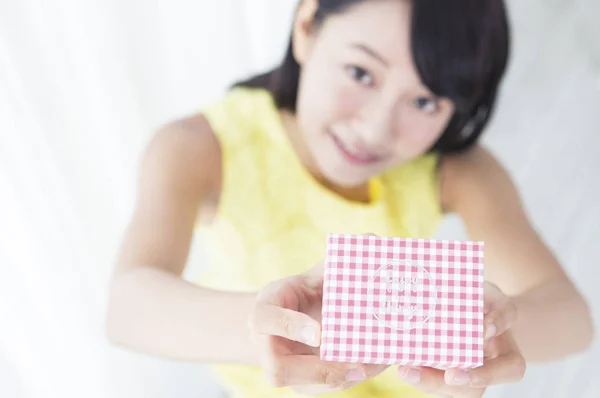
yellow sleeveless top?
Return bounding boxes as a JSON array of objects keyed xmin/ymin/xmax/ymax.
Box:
[{"xmin": 194, "ymin": 87, "xmax": 443, "ymax": 398}]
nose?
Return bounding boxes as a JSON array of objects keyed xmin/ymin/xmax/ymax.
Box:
[{"xmin": 354, "ymin": 91, "xmax": 398, "ymax": 148}]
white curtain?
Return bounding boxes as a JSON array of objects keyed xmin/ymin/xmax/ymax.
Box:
[{"xmin": 0, "ymin": 1, "xmax": 598, "ymax": 397}]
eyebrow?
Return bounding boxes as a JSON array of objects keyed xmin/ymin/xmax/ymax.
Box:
[{"xmin": 349, "ymin": 43, "xmax": 389, "ymax": 66}]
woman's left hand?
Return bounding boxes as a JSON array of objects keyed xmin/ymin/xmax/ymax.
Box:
[{"xmin": 397, "ymin": 282, "xmax": 527, "ymax": 397}]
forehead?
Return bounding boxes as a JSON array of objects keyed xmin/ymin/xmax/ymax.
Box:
[{"xmin": 319, "ymin": 0, "xmax": 413, "ymax": 61}]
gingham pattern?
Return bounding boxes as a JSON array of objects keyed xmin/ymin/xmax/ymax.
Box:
[{"xmin": 320, "ymin": 234, "xmax": 485, "ymax": 369}]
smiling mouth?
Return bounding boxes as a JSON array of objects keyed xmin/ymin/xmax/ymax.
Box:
[{"xmin": 328, "ymin": 130, "xmax": 382, "ymax": 166}]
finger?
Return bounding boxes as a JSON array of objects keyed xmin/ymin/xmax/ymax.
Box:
[
  {"xmin": 449, "ymin": 356, "xmax": 525, "ymax": 388},
  {"xmin": 446, "ymin": 333, "xmax": 525, "ymax": 387},
  {"xmin": 398, "ymin": 366, "xmax": 484, "ymax": 397},
  {"xmin": 265, "ymin": 355, "xmax": 367, "ymax": 388},
  {"xmin": 485, "ymin": 300, "xmax": 517, "ymax": 339},
  {"xmin": 484, "ymin": 282, "xmax": 510, "ymax": 313},
  {"xmin": 484, "ymin": 284, "xmax": 517, "ymax": 339},
  {"xmin": 364, "ymin": 364, "xmax": 389, "ymax": 379},
  {"xmin": 289, "ymin": 364, "xmax": 388, "ymax": 397},
  {"xmin": 299, "ymin": 269, "xmax": 325, "ymax": 291},
  {"xmin": 484, "ymin": 321, "xmax": 520, "ymax": 359},
  {"xmin": 249, "ymin": 304, "xmax": 321, "ymax": 347},
  {"xmin": 478, "ymin": 333, "xmax": 526, "ymax": 385},
  {"xmin": 445, "ymin": 357, "xmax": 525, "ymax": 388}
]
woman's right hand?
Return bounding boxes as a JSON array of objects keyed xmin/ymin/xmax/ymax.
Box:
[{"xmin": 247, "ymin": 263, "xmax": 387, "ymax": 396}]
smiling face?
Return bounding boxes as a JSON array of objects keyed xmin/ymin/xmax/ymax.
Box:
[{"xmin": 292, "ymin": 0, "xmax": 455, "ymax": 187}]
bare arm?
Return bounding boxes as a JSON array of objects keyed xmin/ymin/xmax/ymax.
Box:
[
  {"xmin": 106, "ymin": 116, "xmax": 258, "ymax": 365},
  {"xmin": 440, "ymin": 145, "xmax": 594, "ymax": 362}
]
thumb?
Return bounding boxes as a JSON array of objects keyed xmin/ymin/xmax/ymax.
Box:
[{"xmin": 248, "ymin": 304, "xmax": 321, "ymax": 347}]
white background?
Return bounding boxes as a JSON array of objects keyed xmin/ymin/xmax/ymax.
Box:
[{"xmin": 1, "ymin": 0, "xmax": 599, "ymax": 397}]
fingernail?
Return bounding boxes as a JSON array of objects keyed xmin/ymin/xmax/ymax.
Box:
[
  {"xmin": 485, "ymin": 323, "xmax": 497, "ymax": 340},
  {"xmin": 346, "ymin": 368, "xmax": 366, "ymax": 382},
  {"xmin": 300, "ymin": 326, "xmax": 316, "ymax": 345},
  {"xmin": 448, "ymin": 369, "xmax": 470, "ymax": 386},
  {"xmin": 398, "ymin": 367, "xmax": 421, "ymax": 384}
]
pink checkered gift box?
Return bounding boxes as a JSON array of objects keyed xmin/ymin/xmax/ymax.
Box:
[{"xmin": 320, "ymin": 233, "xmax": 485, "ymax": 369}]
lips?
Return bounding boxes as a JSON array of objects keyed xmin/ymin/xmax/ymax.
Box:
[{"xmin": 329, "ymin": 131, "xmax": 382, "ymax": 165}]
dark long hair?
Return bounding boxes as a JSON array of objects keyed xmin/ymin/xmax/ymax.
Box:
[{"xmin": 235, "ymin": 0, "xmax": 511, "ymax": 154}]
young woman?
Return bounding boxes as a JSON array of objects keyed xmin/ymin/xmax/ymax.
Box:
[{"xmin": 107, "ymin": 1, "xmax": 594, "ymax": 397}]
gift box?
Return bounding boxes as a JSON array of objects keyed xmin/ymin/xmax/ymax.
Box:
[{"xmin": 320, "ymin": 234, "xmax": 485, "ymax": 369}]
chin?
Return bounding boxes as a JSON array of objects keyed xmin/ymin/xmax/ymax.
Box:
[{"xmin": 310, "ymin": 142, "xmax": 381, "ymax": 187}]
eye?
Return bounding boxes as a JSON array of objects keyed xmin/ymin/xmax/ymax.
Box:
[
  {"xmin": 346, "ymin": 65, "xmax": 374, "ymax": 86},
  {"xmin": 413, "ymin": 97, "xmax": 439, "ymax": 114}
]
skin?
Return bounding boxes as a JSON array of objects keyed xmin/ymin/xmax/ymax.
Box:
[
  {"xmin": 290, "ymin": 0, "xmax": 454, "ymax": 189},
  {"xmin": 106, "ymin": 0, "xmax": 594, "ymax": 397}
]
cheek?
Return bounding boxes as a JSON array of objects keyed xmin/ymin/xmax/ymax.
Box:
[
  {"xmin": 328, "ymin": 83, "xmax": 364, "ymax": 121},
  {"xmin": 396, "ymin": 117, "xmax": 446, "ymax": 152}
]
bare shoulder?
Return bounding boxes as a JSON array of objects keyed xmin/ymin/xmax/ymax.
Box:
[
  {"xmin": 114, "ymin": 113, "xmax": 222, "ymax": 276},
  {"xmin": 438, "ymin": 146, "xmax": 571, "ymax": 297},
  {"xmin": 439, "ymin": 144, "xmax": 521, "ymax": 216},
  {"xmin": 140, "ymin": 113, "xmax": 222, "ymax": 204}
]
